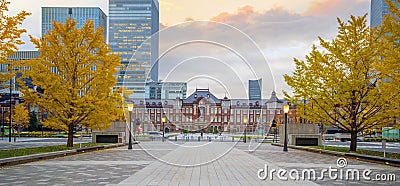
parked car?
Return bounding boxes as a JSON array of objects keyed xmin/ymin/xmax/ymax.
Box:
[
  {"xmin": 148, "ymin": 131, "xmax": 168, "ymax": 139},
  {"xmin": 335, "ymin": 133, "xmax": 364, "ymax": 142}
]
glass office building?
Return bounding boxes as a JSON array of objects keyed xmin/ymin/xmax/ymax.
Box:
[
  {"xmin": 2, "ymin": 51, "xmax": 40, "ymax": 90},
  {"xmin": 371, "ymin": 0, "xmax": 400, "ymax": 28},
  {"xmin": 109, "ymin": 0, "xmax": 159, "ymax": 98},
  {"xmin": 42, "ymin": 7, "xmax": 107, "ymax": 40},
  {"xmin": 145, "ymin": 82, "xmax": 187, "ymax": 99},
  {"xmin": 249, "ymin": 79, "xmax": 262, "ymax": 100}
]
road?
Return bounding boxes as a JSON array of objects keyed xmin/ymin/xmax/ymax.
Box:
[
  {"xmin": 323, "ymin": 141, "xmax": 400, "ymax": 153},
  {"xmin": 0, "ymin": 137, "xmax": 92, "ymax": 150}
]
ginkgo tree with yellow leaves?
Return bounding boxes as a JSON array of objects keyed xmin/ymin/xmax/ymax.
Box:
[
  {"xmin": 21, "ymin": 18, "xmax": 122, "ymax": 147},
  {"xmin": 284, "ymin": 15, "xmax": 393, "ymax": 152},
  {"xmin": 10, "ymin": 103, "xmax": 29, "ymax": 136},
  {"xmin": 0, "ymin": 0, "xmax": 30, "ymax": 85},
  {"xmin": 376, "ymin": 0, "xmax": 400, "ymax": 120}
]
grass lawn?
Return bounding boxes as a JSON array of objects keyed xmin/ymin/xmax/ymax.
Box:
[
  {"xmin": 0, "ymin": 143, "xmax": 110, "ymax": 159},
  {"xmin": 309, "ymin": 146, "xmax": 400, "ymax": 159}
]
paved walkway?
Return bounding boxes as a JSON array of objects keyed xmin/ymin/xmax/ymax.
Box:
[
  {"xmin": 115, "ymin": 142, "xmax": 316, "ymax": 185},
  {"xmin": 0, "ymin": 141, "xmax": 398, "ymax": 185}
]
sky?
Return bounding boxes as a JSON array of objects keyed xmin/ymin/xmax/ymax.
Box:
[{"xmin": 8, "ymin": 0, "xmax": 371, "ymax": 99}]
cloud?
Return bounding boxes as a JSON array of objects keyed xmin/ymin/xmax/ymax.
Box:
[
  {"xmin": 184, "ymin": 17, "xmax": 195, "ymax": 22},
  {"xmin": 304, "ymin": 0, "xmax": 369, "ymax": 18},
  {"xmin": 158, "ymin": 1, "xmax": 370, "ymax": 98},
  {"xmin": 160, "ymin": 23, "xmax": 168, "ymax": 30}
]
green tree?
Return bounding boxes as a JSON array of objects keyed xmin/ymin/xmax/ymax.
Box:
[
  {"xmin": 21, "ymin": 18, "xmax": 121, "ymax": 147},
  {"xmin": 284, "ymin": 15, "xmax": 391, "ymax": 151},
  {"xmin": 28, "ymin": 112, "xmax": 38, "ymax": 131}
]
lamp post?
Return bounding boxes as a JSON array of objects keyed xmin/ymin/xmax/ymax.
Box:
[
  {"xmin": 127, "ymin": 103, "xmax": 133, "ymax": 150},
  {"xmin": 1, "ymin": 107, "xmax": 4, "ymax": 140},
  {"xmin": 272, "ymin": 119, "xmax": 277, "ymax": 143},
  {"xmin": 162, "ymin": 117, "xmax": 166, "ymax": 142},
  {"xmin": 243, "ymin": 118, "xmax": 247, "ymax": 143},
  {"xmin": 9, "ymin": 80, "xmax": 12, "ymax": 142},
  {"xmin": 283, "ymin": 104, "xmax": 290, "ymax": 152}
]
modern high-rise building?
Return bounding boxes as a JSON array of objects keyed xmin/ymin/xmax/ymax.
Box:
[
  {"xmin": 145, "ymin": 81, "xmax": 187, "ymax": 99},
  {"xmin": 249, "ymin": 79, "xmax": 262, "ymax": 100},
  {"xmin": 371, "ymin": 0, "xmax": 400, "ymax": 28},
  {"xmin": 1, "ymin": 51, "xmax": 40, "ymax": 90},
  {"xmin": 109, "ymin": 0, "xmax": 160, "ymax": 98},
  {"xmin": 42, "ymin": 7, "xmax": 107, "ymax": 40}
]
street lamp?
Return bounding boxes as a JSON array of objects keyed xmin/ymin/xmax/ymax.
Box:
[
  {"xmin": 283, "ymin": 104, "xmax": 290, "ymax": 152},
  {"xmin": 162, "ymin": 117, "xmax": 166, "ymax": 142},
  {"xmin": 243, "ymin": 118, "xmax": 248, "ymax": 143},
  {"xmin": 127, "ymin": 103, "xmax": 133, "ymax": 150},
  {"xmin": 271, "ymin": 119, "xmax": 277, "ymax": 143}
]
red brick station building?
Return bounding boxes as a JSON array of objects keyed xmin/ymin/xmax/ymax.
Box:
[{"xmin": 128, "ymin": 89, "xmax": 296, "ymax": 135}]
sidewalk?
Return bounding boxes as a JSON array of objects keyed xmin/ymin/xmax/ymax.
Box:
[{"xmin": 113, "ymin": 142, "xmax": 317, "ymax": 185}]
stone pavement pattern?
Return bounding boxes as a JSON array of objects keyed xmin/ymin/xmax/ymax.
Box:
[
  {"xmin": 116, "ymin": 142, "xmax": 315, "ymax": 185},
  {"xmin": 237, "ymin": 144, "xmax": 399, "ymax": 186},
  {"xmin": 0, "ymin": 143, "xmax": 174, "ymax": 185},
  {"xmin": 0, "ymin": 141, "xmax": 398, "ymax": 185}
]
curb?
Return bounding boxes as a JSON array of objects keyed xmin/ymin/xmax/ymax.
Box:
[
  {"xmin": 0, "ymin": 143, "xmax": 127, "ymax": 167},
  {"xmin": 271, "ymin": 143, "xmax": 400, "ymax": 167}
]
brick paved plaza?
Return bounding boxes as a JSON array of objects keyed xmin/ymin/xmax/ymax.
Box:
[{"xmin": 0, "ymin": 141, "xmax": 398, "ymax": 185}]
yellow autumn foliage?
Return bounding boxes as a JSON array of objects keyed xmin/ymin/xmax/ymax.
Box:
[{"xmin": 20, "ymin": 18, "xmax": 122, "ymax": 147}]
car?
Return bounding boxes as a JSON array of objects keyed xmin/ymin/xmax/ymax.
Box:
[{"xmin": 148, "ymin": 131, "xmax": 168, "ymax": 139}]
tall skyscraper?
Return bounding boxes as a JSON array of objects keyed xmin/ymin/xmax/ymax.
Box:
[
  {"xmin": 249, "ymin": 79, "xmax": 262, "ymax": 100},
  {"xmin": 42, "ymin": 7, "xmax": 107, "ymax": 40},
  {"xmin": 109, "ymin": 0, "xmax": 160, "ymax": 98},
  {"xmin": 371, "ymin": 0, "xmax": 400, "ymax": 28}
]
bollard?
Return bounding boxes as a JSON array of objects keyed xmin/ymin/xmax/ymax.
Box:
[
  {"xmin": 198, "ymin": 136, "xmax": 200, "ymax": 141},
  {"xmin": 175, "ymin": 136, "xmax": 177, "ymax": 141},
  {"xmin": 232, "ymin": 137, "xmax": 234, "ymax": 142},
  {"xmin": 209, "ymin": 137, "xmax": 211, "ymax": 142}
]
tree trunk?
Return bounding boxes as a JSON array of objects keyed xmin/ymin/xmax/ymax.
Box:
[
  {"xmin": 349, "ymin": 130, "xmax": 357, "ymax": 152},
  {"xmin": 67, "ymin": 124, "xmax": 74, "ymax": 147}
]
